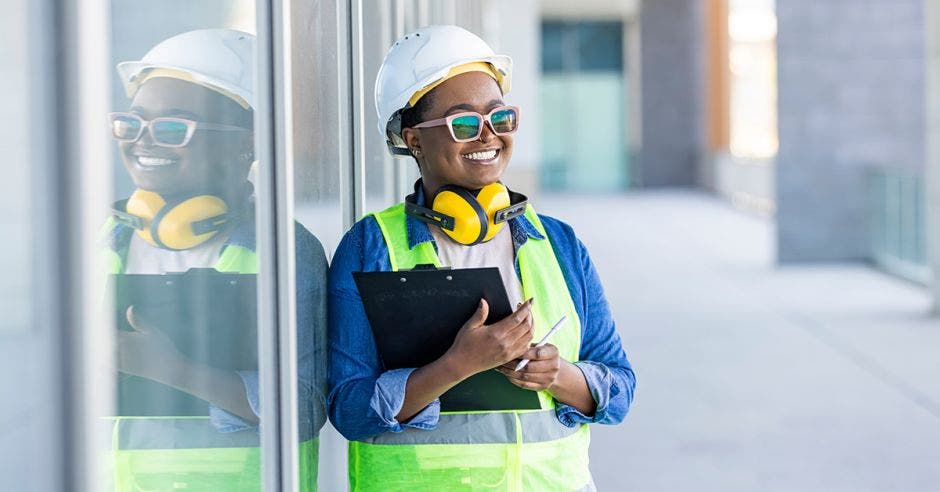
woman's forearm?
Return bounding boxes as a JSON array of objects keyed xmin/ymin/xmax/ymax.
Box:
[
  {"xmin": 156, "ymin": 360, "xmax": 259, "ymax": 424},
  {"xmin": 548, "ymin": 361, "xmax": 596, "ymax": 416},
  {"xmin": 395, "ymin": 353, "xmax": 470, "ymax": 422}
]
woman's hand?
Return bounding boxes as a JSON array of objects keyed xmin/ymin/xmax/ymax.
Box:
[
  {"xmin": 499, "ymin": 343, "xmax": 599, "ymax": 416},
  {"xmin": 497, "ymin": 343, "xmax": 562, "ymax": 391},
  {"xmin": 442, "ymin": 298, "xmax": 535, "ymax": 379},
  {"xmin": 117, "ymin": 305, "xmax": 187, "ymax": 381},
  {"xmin": 395, "ymin": 298, "xmax": 535, "ymax": 422}
]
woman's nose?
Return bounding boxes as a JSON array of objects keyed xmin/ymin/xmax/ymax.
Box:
[
  {"xmin": 478, "ymin": 121, "xmax": 497, "ymax": 143},
  {"xmin": 137, "ymin": 125, "xmax": 157, "ymax": 146}
]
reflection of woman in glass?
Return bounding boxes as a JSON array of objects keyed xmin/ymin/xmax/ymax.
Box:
[
  {"xmin": 104, "ymin": 29, "xmax": 325, "ymax": 490},
  {"xmin": 329, "ymin": 25, "xmax": 635, "ymax": 491}
]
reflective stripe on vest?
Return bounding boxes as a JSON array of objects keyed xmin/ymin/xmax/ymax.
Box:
[
  {"xmin": 352, "ymin": 203, "xmax": 591, "ymax": 492},
  {"xmin": 114, "ymin": 417, "xmax": 260, "ymax": 450},
  {"xmin": 357, "ymin": 410, "xmax": 578, "ymax": 445}
]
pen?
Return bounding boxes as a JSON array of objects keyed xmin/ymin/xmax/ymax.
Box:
[{"xmin": 514, "ymin": 315, "xmax": 568, "ymax": 372}]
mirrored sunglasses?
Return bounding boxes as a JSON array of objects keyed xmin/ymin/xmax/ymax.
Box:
[{"xmin": 413, "ymin": 105, "xmax": 519, "ymax": 142}]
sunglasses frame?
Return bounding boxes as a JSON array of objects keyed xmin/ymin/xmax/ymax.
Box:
[
  {"xmin": 412, "ymin": 105, "xmax": 520, "ymax": 142},
  {"xmin": 107, "ymin": 112, "xmax": 250, "ymax": 148}
]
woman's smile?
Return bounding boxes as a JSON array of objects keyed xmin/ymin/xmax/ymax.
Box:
[{"xmin": 460, "ymin": 148, "xmax": 500, "ymax": 164}]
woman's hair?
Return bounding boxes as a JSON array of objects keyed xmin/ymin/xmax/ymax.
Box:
[
  {"xmin": 398, "ymin": 92, "xmax": 435, "ymax": 165},
  {"xmin": 399, "ymin": 92, "xmax": 435, "ymax": 133}
]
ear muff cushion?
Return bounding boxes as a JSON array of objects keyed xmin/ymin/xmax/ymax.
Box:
[
  {"xmin": 433, "ymin": 187, "xmax": 487, "ymax": 245},
  {"xmin": 475, "ymin": 182, "xmax": 511, "ymax": 242},
  {"xmin": 125, "ymin": 189, "xmax": 166, "ymax": 247},
  {"xmin": 155, "ymin": 195, "xmax": 228, "ymax": 250}
]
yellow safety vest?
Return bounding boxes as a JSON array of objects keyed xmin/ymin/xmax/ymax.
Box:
[
  {"xmin": 101, "ymin": 219, "xmax": 318, "ymax": 491},
  {"xmin": 349, "ymin": 203, "xmax": 593, "ymax": 492}
]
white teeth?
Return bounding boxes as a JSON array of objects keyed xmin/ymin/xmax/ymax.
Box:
[
  {"xmin": 462, "ymin": 149, "xmax": 498, "ymax": 161},
  {"xmin": 137, "ymin": 156, "xmax": 176, "ymax": 166}
]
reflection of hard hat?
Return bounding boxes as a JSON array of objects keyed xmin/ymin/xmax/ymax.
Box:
[
  {"xmin": 117, "ymin": 29, "xmax": 255, "ymax": 109},
  {"xmin": 375, "ymin": 25, "xmax": 512, "ymax": 156}
]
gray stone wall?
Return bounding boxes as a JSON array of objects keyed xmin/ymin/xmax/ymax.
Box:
[
  {"xmin": 776, "ymin": 0, "xmax": 924, "ymax": 262},
  {"xmin": 639, "ymin": 0, "xmax": 705, "ymax": 187}
]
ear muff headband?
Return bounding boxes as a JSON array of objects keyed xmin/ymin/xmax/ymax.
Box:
[
  {"xmin": 404, "ymin": 181, "xmax": 529, "ymax": 246},
  {"xmin": 113, "ymin": 190, "xmax": 231, "ymax": 250}
]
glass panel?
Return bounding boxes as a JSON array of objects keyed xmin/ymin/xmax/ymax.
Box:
[
  {"xmin": 577, "ymin": 22, "xmax": 623, "ymax": 72},
  {"xmin": 102, "ymin": 2, "xmax": 299, "ymax": 490},
  {"xmin": 288, "ymin": 0, "xmax": 340, "ymax": 489},
  {"xmin": 0, "ymin": 0, "xmax": 32, "ymax": 334},
  {"xmin": 541, "ymin": 22, "xmax": 566, "ymax": 73}
]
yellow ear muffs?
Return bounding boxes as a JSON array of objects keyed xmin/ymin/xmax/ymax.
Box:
[
  {"xmin": 475, "ymin": 182, "xmax": 511, "ymax": 242},
  {"xmin": 124, "ymin": 189, "xmax": 167, "ymax": 246},
  {"xmin": 116, "ymin": 189, "xmax": 231, "ymax": 250},
  {"xmin": 432, "ymin": 185, "xmax": 488, "ymax": 245},
  {"xmin": 403, "ymin": 181, "xmax": 529, "ymax": 246},
  {"xmin": 152, "ymin": 195, "xmax": 229, "ymax": 250}
]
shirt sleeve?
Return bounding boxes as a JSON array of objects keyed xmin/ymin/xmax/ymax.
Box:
[
  {"xmin": 327, "ymin": 221, "xmax": 441, "ymax": 441},
  {"xmin": 550, "ymin": 229, "xmax": 636, "ymax": 427},
  {"xmin": 209, "ymin": 225, "xmax": 328, "ymax": 441},
  {"xmin": 371, "ymin": 368, "xmax": 440, "ymax": 432},
  {"xmin": 209, "ymin": 370, "xmax": 261, "ymax": 433}
]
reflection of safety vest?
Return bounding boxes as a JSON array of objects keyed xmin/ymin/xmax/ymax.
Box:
[
  {"xmin": 102, "ymin": 218, "xmax": 318, "ymax": 491},
  {"xmin": 351, "ymin": 204, "xmax": 592, "ymax": 492}
]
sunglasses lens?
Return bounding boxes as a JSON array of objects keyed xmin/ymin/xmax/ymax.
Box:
[
  {"xmin": 490, "ymin": 108, "xmax": 518, "ymax": 134},
  {"xmin": 151, "ymin": 120, "xmax": 191, "ymax": 146},
  {"xmin": 110, "ymin": 115, "xmax": 142, "ymax": 140},
  {"xmin": 450, "ymin": 115, "xmax": 482, "ymax": 140}
]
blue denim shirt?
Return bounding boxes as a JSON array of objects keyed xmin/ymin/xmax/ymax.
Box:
[{"xmin": 328, "ymin": 190, "xmax": 636, "ymax": 441}]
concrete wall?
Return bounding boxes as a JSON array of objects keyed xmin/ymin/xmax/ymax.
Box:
[
  {"xmin": 638, "ymin": 0, "xmax": 705, "ymax": 187},
  {"xmin": 776, "ymin": 0, "xmax": 924, "ymax": 262}
]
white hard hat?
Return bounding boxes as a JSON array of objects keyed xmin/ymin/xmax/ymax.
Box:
[
  {"xmin": 375, "ymin": 25, "xmax": 512, "ymax": 156},
  {"xmin": 117, "ymin": 29, "xmax": 255, "ymax": 109}
]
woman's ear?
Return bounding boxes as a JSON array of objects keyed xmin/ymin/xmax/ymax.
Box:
[{"xmin": 401, "ymin": 127, "xmax": 422, "ymax": 156}]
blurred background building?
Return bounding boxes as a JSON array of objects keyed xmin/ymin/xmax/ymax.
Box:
[{"xmin": 3, "ymin": 0, "xmax": 940, "ymax": 490}]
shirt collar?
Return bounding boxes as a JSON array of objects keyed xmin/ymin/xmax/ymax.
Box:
[{"xmin": 404, "ymin": 183, "xmax": 545, "ymax": 250}]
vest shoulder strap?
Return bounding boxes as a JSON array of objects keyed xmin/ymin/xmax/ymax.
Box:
[{"xmin": 370, "ymin": 204, "xmax": 440, "ymax": 271}]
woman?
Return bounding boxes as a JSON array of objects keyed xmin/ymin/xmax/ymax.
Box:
[
  {"xmin": 104, "ymin": 29, "xmax": 326, "ymax": 491},
  {"xmin": 328, "ymin": 25, "xmax": 635, "ymax": 491}
]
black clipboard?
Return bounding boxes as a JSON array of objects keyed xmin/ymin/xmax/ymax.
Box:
[
  {"xmin": 109, "ymin": 269, "xmax": 257, "ymax": 416},
  {"xmin": 353, "ymin": 267, "xmax": 540, "ymax": 412}
]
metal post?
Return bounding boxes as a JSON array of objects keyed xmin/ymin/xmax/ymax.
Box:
[
  {"xmin": 50, "ymin": 0, "xmax": 112, "ymax": 489},
  {"xmin": 256, "ymin": 0, "xmax": 301, "ymax": 489}
]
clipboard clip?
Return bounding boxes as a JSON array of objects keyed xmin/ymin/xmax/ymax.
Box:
[{"xmin": 403, "ymin": 264, "xmax": 452, "ymax": 271}]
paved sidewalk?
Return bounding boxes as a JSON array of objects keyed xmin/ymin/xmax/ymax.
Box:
[{"xmin": 539, "ymin": 191, "xmax": 940, "ymax": 492}]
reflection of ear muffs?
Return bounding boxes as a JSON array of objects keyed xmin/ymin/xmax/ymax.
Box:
[
  {"xmin": 405, "ymin": 181, "xmax": 528, "ymax": 246},
  {"xmin": 112, "ymin": 189, "xmax": 232, "ymax": 250}
]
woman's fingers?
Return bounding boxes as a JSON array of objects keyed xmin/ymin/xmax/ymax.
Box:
[
  {"xmin": 497, "ymin": 367, "xmax": 554, "ymax": 389},
  {"xmin": 521, "ymin": 343, "xmax": 558, "ymax": 362},
  {"xmin": 465, "ymin": 298, "xmax": 489, "ymax": 329}
]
